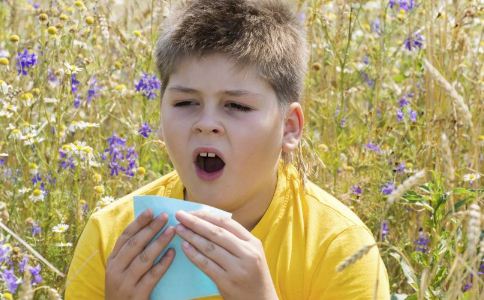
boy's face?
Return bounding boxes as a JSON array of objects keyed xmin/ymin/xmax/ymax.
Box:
[{"xmin": 160, "ymin": 53, "xmax": 301, "ymax": 212}]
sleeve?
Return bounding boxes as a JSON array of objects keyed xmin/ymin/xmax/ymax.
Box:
[
  {"xmin": 65, "ymin": 215, "xmax": 106, "ymax": 300},
  {"xmin": 308, "ymin": 226, "xmax": 390, "ymax": 300}
]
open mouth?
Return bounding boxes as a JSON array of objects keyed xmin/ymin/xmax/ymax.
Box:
[{"xmin": 195, "ymin": 152, "xmax": 225, "ymax": 173}]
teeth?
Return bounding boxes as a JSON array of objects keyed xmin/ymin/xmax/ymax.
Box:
[{"xmin": 199, "ymin": 152, "xmax": 217, "ymax": 158}]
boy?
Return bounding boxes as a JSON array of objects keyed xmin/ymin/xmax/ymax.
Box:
[{"xmin": 66, "ymin": 0, "xmax": 390, "ymax": 299}]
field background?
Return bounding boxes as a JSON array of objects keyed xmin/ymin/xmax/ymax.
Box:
[{"xmin": 0, "ymin": 0, "xmax": 482, "ymax": 299}]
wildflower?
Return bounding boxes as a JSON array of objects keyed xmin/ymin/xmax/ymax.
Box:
[
  {"xmin": 395, "ymin": 162, "xmax": 406, "ymax": 173},
  {"xmin": 55, "ymin": 242, "xmax": 73, "ymax": 247},
  {"xmin": 381, "ymin": 182, "xmax": 396, "ymax": 195},
  {"xmin": 28, "ymin": 188, "xmax": 45, "ymax": 202},
  {"xmin": 102, "ymin": 133, "xmax": 138, "ymax": 177},
  {"xmin": 38, "ymin": 13, "xmax": 48, "ymax": 22},
  {"xmin": 136, "ymin": 167, "xmax": 146, "ymax": 177},
  {"xmin": 86, "ymin": 76, "xmax": 101, "ymax": 104},
  {"xmin": 389, "ymin": 0, "xmax": 416, "ymax": 12},
  {"xmin": 59, "ymin": 141, "xmax": 99, "ymax": 170},
  {"xmin": 135, "ymin": 73, "xmax": 161, "ymax": 100},
  {"xmin": 133, "ymin": 30, "xmax": 142, "ymax": 38},
  {"xmin": 47, "ymin": 26, "xmax": 57, "ymax": 35},
  {"xmin": 85, "ymin": 16, "xmax": 95, "ymax": 25},
  {"xmin": 19, "ymin": 256, "xmax": 29, "ymax": 273},
  {"xmin": 0, "ymin": 57, "xmax": 9, "ymax": 65},
  {"xmin": 1, "ymin": 268, "xmax": 20, "ymax": 293},
  {"xmin": 16, "ymin": 49, "xmax": 37, "ymax": 75},
  {"xmin": 0, "ymin": 243, "xmax": 12, "ymax": 263},
  {"xmin": 47, "ymin": 69, "xmax": 59, "ymax": 88},
  {"xmin": 52, "ymin": 223, "xmax": 69, "ymax": 233},
  {"xmin": 31, "ymin": 222, "xmax": 41, "ymax": 236},
  {"xmin": 92, "ymin": 172, "xmax": 102, "ymax": 183},
  {"xmin": 71, "ymin": 74, "xmax": 80, "ymax": 94},
  {"xmin": 138, "ymin": 122, "xmax": 152, "ymax": 138},
  {"xmin": 94, "ymin": 185, "xmax": 105, "ymax": 194},
  {"xmin": 415, "ymin": 228, "xmax": 429, "ymax": 253},
  {"xmin": 365, "ymin": 142, "xmax": 381, "ymax": 154},
  {"xmin": 29, "ymin": 264, "xmax": 42, "ymax": 285},
  {"xmin": 97, "ymin": 196, "xmax": 115, "ymax": 208},
  {"xmin": 371, "ymin": 19, "xmax": 381, "ymax": 35},
  {"xmin": 351, "ymin": 185, "xmax": 362, "ymax": 196},
  {"xmin": 67, "ymin": 121, "xmax": 100, "ymax": 133},
  {"xmin": 409, "ymin": 109, "xmax": 417, "ymax": 122},
  {"xmin": 404, "ymin": 33, "xmax": 424, "ymax": 51},
  {"xmin": 80, "ymin": 200, "xmax": 89, "ymax": 216},
  {"xmin": 360, "ymin": 71, "xmax": 375, "ymax": 87},
  {"xmin": 9, "ymin": 35, "xmax": 19, "ymax": 43},
  {"xmin": 73, "ymin": 94, "xmax": 81, "ymax": 108},
  {"xmin": 381, "ymin": 220, "xmax": 389, "ymax": 240},
  {"xmin": 463, "ymin": 173, "xmax": 480, "ymax": 184},
  {"xmin": 396, "ymin": 109, "xmax": 404, "ymax": 122},
  {"xmin": 462, "ymin": 274, "xmax": 473, "ymax": 292}
]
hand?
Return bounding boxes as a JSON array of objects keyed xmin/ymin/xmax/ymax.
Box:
[
  {"xmin": 106, "ymin": 209, "xmax": 177, "ymax": 300},
  {"xmin": 174, "ymin": 210, "xmax": 278, "ymax": 300}
]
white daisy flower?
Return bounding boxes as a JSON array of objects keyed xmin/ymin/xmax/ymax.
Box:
[
  {"xmin": 463, "ymin": 173, "xmax": 481, "ymax": 182},
  {"xmin": 29, "ymin": 188, "xmax": 45, "ymax": 202},
  {"xmin": 52, "ymin": 223, "xmax": 69, "ymax": 233}
]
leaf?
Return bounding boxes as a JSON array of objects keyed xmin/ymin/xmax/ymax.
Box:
[{"xmin": 390, "ymin": 252, "xmax": 419, "ymax": 292}]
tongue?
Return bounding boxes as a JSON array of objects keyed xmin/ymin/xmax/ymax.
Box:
[{"xmin": 203, "ymin": 157, "xmax": 225, "ymax": 173}]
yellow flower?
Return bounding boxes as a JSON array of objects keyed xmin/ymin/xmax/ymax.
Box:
[
  {"xmin": 32, "ymin": 188, "xmax": 42, "ymax": 197},
  {"xmin": 20, "ymin": 92, "xmax": 33, "ymax": 100},
  {"xmin": 48, "ymin": 26, "xmax": 58, "ymax": 35},
  {"xmin": 31, "ymin": 88, "xmax": 40, "ymax": 96},
  {"xmin": 114, "ymin": 84, "xmax": 126, "ymax": 91},
  {"xmin": 60, "ymin": 14, "xmax": 69, "ymax": 21},
  {"xmin": 3, "ymin": 292, "xmax": 13, "ymax": 300},
  {"xmin": 114, "ymin": 60, "xmax": 123, "ymax": 69},
  {"xmin": 92, "ymin": 172, "xmax": 102, "ymax": 183},
  {"xmin": 74, "ymin": 1, "xmax": 85, "ymax": 9},
  {"xmin": 39, "ymin": 13, "xmax": 48, "ymax": 22},
  {"xmin": 133, "ymin": 30, "xmax": 142, "ymax": 38},
  {"xmin": 9, "ymin": 34, "xmax": 20, "ymax": 43},
  {"xmin": 85, "ymin": 16, "xmax": 95, "ymax": 25},
  {"xmin": 136, "ymin": 167, "xmax": 146, "ymax": 176},
  {"xmin": 94, "ymin": 185, "xmax": 105, "ymax": 194},
  {"xmin": 479, "ymin": 135, "xmax": 484, "ymax": 141},
  {"xmin": 0, "ymin": 58, "xmax": 9, "ymax": 65}
]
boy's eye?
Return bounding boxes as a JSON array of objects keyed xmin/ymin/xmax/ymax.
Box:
[
  {"xmin": 174, "ymin": 101, "xmax": 196, "ymax": 107},
  {"xmin": 226, "ymin": 102, "xmax": 252, "ymax": 112}
]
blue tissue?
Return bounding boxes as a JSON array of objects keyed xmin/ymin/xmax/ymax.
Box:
[{"xmin": 133, "ymin": 195, "xmax": 231, "ymax": 300}]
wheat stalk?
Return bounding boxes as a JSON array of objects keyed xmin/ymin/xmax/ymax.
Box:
[
  {"xmin": 423, "ymin": 58, "xmax": 473, "ymax": 128},
  {"xmin": 440, "ymin": 133, "xmax": 455, "ymax": 182},
  {"xmin": 387, "ymin": 170, "xmax": 427, "ymax": 206},
  {"xmin": 336, "ymin": 243, "xmax": 377, "ymax": 272}
]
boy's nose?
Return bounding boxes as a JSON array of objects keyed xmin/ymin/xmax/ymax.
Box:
[{"xmin": 192, "ymin": 110, "xmax": 225, "ymax": 135}]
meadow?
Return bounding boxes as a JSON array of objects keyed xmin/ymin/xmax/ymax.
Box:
[{"xmin": 0, "ymin": 0, "xmax": 482, "ymax": 299}]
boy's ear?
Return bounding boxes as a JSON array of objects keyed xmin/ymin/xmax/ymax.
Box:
[{"xmin": 282, "ymin": 102, "xmax": 304, "ymax": 153}]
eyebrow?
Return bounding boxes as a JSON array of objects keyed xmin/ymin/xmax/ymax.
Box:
[{"xmin": 167, "ymin": 85, "xmax": 261, "ymax": 97}]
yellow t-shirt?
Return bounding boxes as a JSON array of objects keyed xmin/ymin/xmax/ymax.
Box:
[{"xmin": 65, "ymin": 164, "xmax": 390, "ymax": 299}]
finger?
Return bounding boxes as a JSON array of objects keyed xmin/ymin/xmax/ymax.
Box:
[
  {"xmin": 128, "ymin": 226, "xmax": 176, "ymax": 278},
  {"xmin": 182, "ymin": 241, "xmax": 225, "ymax": 281},
  {"xmin": 136, "ymin": 248, "xmax": 176, "ymax": 299},
  {"xmin": 189, "ymin": 210, "xmax": 252, "ymax": 241},
  {"xmin": 110, "ymin": 208, "xmax": 153, "ymax": 259},
  {"xmin": 116, "ymin": 212, "xmax": 169, "ymax": 272},
  {"xmin": 176, "ymin": 224, "xmax": 234, "ymax": 270}
]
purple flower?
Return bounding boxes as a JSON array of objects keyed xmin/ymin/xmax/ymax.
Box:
[
  {"xmin": 404, "ymin": 33, "xmax": 424, "ymax": 51},
  {"xmin": 31, "ymin": 173, "xmax": 42, "ymax": 185},
  {"xmin": 103, "ymin": 133, "xmax": 138, "ymax": 177},
  {"xmin": 381, "ymin": 220, "xmax": 389, "ymax": 240},
  {"xmin": 479, "ymin": 261, "xmax": 484, "ymax": 276},
  {"xmin": 135, "ymin": 73, "xmax": 161, "ymax": 100},
  {"xmin": 381, "ymin": 182, "xmax": 396, "ymax": 195},
  {"xmin": 462, "ymin": 274, "xmax": 473, "ymax": 292},
  {"xmin": 71, "ymin": 74, "xmax": 80, "ymax": 94},
  {"xmin": 360, "ymin": 71, "xmax": 375, "ymax": 87},
  {"xmin": 351, "ymin": 185, "xmax": 362, "ymax": 196},
  {"xmin": 47, "ymin": 69, "xmax": 59, "ymax": 87},
  {"xmin": 409, "ymin": 109, "xmax": 417, "ymax": 122},
  {"xmin": 396, "ymin": 109, "xmax": 404, "ymax": 122},
  {"xmin": 366, "ymin": 142, "xmax": 382, "ymax": 153},
  {"xmin": 340, "ymin": 118, "xmax": 347, "ymax": 128},
  {"xmin": 73, "ymin": 94, "xmax": 82, "ymax": 108},
  {"xmin": 31, "ymin": 221, "xmax": 41, "ymax": 236},
  {"xmin": 16, "ymin": 49, "xmax": 37, "ymax": 76},
  {"xmin": 86, "ymin": 76, "xmax": 101, "ymax": 104},
  {"xmin": 1, "ymin": 268, "xmax": 20, "ymax": 293},
  {"xmin": 19, "ymin": 256, "xmax": 29, "ymax": 273},
  {"xmin": 395, "ymin": 162, "xmax": 406, "ymax": 173},
  {"xmin": 29, "ymin": 264, "xmax": 42, "ymax": 285},
  {"xmin": 0, "ymin": 243, "xmax": 11, "ymax": 264},
  {"xmin": 390, "ymin": 0, "xmax": 416, "ymax": 11},
  {"xmin": 399, "ymin": 97, "xmax": 409, "ymax": 108},
  {"xmin": 415, "ymin": 228, "xmax": 429, "ymax": 253},
  {"xmin": 138, "ymin": 123, "xmax": 152, "ymax": 138},
  {"xmin": 371, "ymin": 19, "xmax": 381, "ymax": 35}
]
